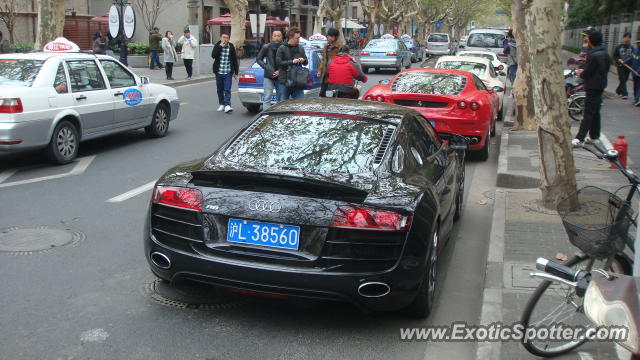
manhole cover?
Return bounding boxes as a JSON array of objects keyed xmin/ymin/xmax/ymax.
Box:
[
  {"xmin": 140, "ymin": 279, "xmax": 245, "ymax": 310},
  {"xmin": 0, "ymin": 226, "xmax": 85, "ymax": 255}
]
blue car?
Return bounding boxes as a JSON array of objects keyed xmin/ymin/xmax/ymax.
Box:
[{"xmin": 238, "ymin": 46, "xmax": 323, "ymax": 113}]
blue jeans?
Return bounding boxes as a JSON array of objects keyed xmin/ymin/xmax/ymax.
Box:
[
  {"xmin": 150, "ymin": 51, "xmax": 162, "ymax": 69},
  {"xmin": 216, "ymin": 73, "xmax": 232, "ymax": 106},
  {"xmin": 508, "ymin": 64, "xmax": 517, "ymax": 84},
  {"xmin": 263, "ymin": 78, "xmax": 278, "ymax": 110},
  {"xmin": 283, "ymin": 87, "xmax": 304, "ymax": 100},
  {"xmin": 276, "ymin": 82, "xmax": 288, "ymax": 102}
]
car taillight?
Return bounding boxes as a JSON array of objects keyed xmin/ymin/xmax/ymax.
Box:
[
  {"xmin": 331, "ymin": 206, "xmax": 411, "ymax": 232},
  {"xmin": 470, "ymin": 101, "xmax": 480, "ymax": 111},
  {"xmin": 152, "ymin": 185, "xmax": 203, "ymax": 211},
  {"xmin": 239, "ymin": 74, "xmax": 257, "ymax": 83},
  {"xmin": 365, "ymin": 95, "xmax": 373, "ymax": 101},
  {"xmin": 306, "ymin": 75, "xmax": 312, "ymax": 85},
  {"xmin": 0, "ymin": 98, "xmax": 23, "ymax": 113},
  {"xmin": 457, "ymin": 101, "xmax": 467, "ymax": 109},
  {"xmin": 375, "ymin": 95, "xmax": 385, "ymax": 102},
  {"xmin": 360, "ymin": 51, "xmax": 370, "ymax": 56},
  {"xmin": 386, "ymin": 51, "xmax": 397, "ymax": 56},
  {"xmin": 498, "ymin": 53, "xmax": 507, "ymax": 58}
]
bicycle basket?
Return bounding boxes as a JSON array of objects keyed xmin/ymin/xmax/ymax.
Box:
[{"xmin": 557, "ymin": 186, "xmax": 632, "ymax": 259}]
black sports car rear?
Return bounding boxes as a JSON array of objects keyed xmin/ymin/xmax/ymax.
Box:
[{"xmin": 144, "ymin": 98, "xmax": 466, "ymax": 317}]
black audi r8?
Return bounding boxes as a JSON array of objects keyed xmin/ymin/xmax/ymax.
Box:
[{"xmin": 144, "ymin": 98, "xmax": 467, "ymax": 317}]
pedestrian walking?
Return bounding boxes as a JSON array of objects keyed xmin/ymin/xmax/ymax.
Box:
[
  {"xmin": 504, "ymin": 31, "xmax": 517, "ymax": 85},
  {"xmin": 0, "ymin": 31, "xmax": 9, "ymax": 54},
  {"xmin": 178, "ymin": 28, "xmax": 198, "ymax": 80},
  {"xmin": 162, "ymin": 31, "xmax": 178, "ymax": 80},
  {"xmin": 317, "ymin": 28, "xmax": 343, "ymax": 97},
  {"xmin": 92, "ymin": 32, "xmax": 107, "ymax": 55},
  {"xmin": 149, "ymin": 27, "xmax": 163, "ymax": 70},
  {"xmin": 621, "ymin": 37, "xmax": 640, "ymax": 106},
  {"xmin": 276, "ymin": 27, "xmax": 308, "ymax": 101},
  {"xmin": 211, "ymin": 33, "xmax": 239, "ymax": 113},
  {"xmin": 256, "ymin": 30, "xmax": 284, "ymax": 110},
  {"xmin": 614, "ymin": 32, "xmax": 633, "ymax": 99},
  {"xmin": 327, "ymin": 45, "xmax": 368, "ymax": 98},
  {"xmin": 573, "ymin": 29, "xmax": 611, "ymax": 146}
]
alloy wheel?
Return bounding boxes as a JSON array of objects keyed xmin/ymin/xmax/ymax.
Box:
[{"xmin": 56, "ymin": 127, "xmax": 77, "ymax": 159}]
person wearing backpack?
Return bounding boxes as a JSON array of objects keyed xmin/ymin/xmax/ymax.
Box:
[{"xmin": 276, "ymin": 27, "xmax": 308, "ymax": 101}]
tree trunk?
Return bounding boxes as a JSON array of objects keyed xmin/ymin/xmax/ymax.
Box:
[
  {"xmin": 522, "ymin": 0, "xmax": 577, "ymax": 208},
  {"xmin": 511, "ymin": 0, "xmax": 536, "ymax": 131},
  {"xmin": 224, "ymin": 0, "xmax": 248, "ymax": 56},
  {"xmin": 35, "ymin": 0, "xmax": 65, "ymax": 49}
]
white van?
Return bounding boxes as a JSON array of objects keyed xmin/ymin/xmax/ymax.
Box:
[{"xmin": 462, "ymin": 29, "xmax": 508, "ymax": 63}]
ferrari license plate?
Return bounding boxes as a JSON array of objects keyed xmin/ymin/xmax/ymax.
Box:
[{"xmin": 226, "ymin": 218, "xmax": 300, "ymax": 250}]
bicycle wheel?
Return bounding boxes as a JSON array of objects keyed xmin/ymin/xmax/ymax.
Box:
[
  {"xmin": 520, "ymin": 254, "xmax": 629, "ymax": 357},
  {"xmin": 568, "ymin": 97, "xmax": 585, "ymax": 121},
  {"xmin": 614, "ymin": 185, "xmax": 639, "ymax": 251}
]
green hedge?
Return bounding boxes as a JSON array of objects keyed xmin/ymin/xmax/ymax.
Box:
[
  {"xmin": 10, "ymin": 43, "xmax": 35, "ymax": 53},
  {"xmin": 562, "ymin": 45, "xmax": 580, "ymax": 54},
  {"xmin": 127, "ymin": 42, "xmax": 182, "ymax": 55}
]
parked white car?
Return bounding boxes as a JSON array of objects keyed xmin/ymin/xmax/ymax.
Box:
[
  {"xmin": 0, "ymin": 48, "xmax": 180, "ymax": 164},
  {"xmin": 456, "ymin": 50, "xmax": 508, "ymax": 82},
  {"xmin": 435, "ymin": 55, "xmax": 505, "ymax": 120}
]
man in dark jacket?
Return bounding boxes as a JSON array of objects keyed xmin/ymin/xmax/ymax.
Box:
[
  {"xmin": 211, "ymin": 33, "xmax": 239, "ymax": 113},
  {"xmin": 149, "ymin": 27, "xmax": 163, "ymax": 70},
  {"xmin": 573, "ymin": 29, "xmax": 610, "ymax": 146},
  {"xmin": 256, "ymin": 30, "xmax": 283, "ymax": 110},
  {"xmin": 622, "ymin": 38, "xmax": 640, "ymax": 106},
  {"xmin": 327, "ymin": 45, "xmax": 368, "ymax": 98},
  {"xmin": 614, "ymin": 32, "xmax": 633, "ymax": 99},
  {"xmin": 317, "ymin": 28, "xmax": 343, "ymax": 97},
  {"xmin": 276, "ymin": 27, "xmax": 308, "ymax": 101}
]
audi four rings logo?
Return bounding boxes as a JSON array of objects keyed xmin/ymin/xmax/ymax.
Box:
[{"xmin": 249, "ymin": 200, "xmax": 282, "ymax": 212}]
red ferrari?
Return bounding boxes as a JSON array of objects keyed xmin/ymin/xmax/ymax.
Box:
[{"xmin": 362, "ymin": 68, "xmax": 499, "ymax": 161}]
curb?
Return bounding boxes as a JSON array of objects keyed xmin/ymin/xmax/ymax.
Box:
[{"xmin": 165, "ymin": 76, "xmax": 214, "ymax": 88}]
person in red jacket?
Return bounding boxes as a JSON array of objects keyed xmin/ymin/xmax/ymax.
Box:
[{"xmin": 327, "ymin": 45, "xmax": 368, "ymax": 98}]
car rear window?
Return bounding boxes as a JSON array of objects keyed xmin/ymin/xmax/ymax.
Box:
[
  {"xmin": 428, "ymin": 34, "xmax": 449, "ymax": 43},
  {"xmin": 391, "ymin": 72, "xmax": 467, "ymax": 95},
  {"xmin": 437, "ymin": 61, "xmax": 487, "ymax": 77},
  {"xmin": 462, "ymin": 53, "xmax": 494, "ymax": 62},
  {"xmin": 225, "ymin": 114, "xmax": 391, "ymax": 174},
  {"xmin": 0, "ymin": 59, "xmax": 45, "ymax": 87},
  {"xmin": 365, "ymin": 39, "xmax": 396, "ymax": 49},
  {"xmin": 467, "ymin": 33, "xmax": 505, "ymax": 48}
]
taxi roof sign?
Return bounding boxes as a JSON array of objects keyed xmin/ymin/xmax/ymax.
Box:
[
  {"xmin": 400, "ymin": 34, "xmax": 412, "ymax": 40},
  {"xmin": 381, "ymin": 33, "xmax": 395, "ymax": 39},
  {"xmin": 43, "ymin": 37, "xmax": 80, "ymax": 53}
]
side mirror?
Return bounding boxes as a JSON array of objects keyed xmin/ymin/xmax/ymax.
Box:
[
  {"xmin": 140, "ymin": 76, "xmax": 150, "ymax": 85},
  {"xmin": 448, "ymin": 134, "xmax": 469, "ymax": 151},
  {"xmin": 379, "ymin": 79, "xmax": 390, "ymax": 85},
  {"xmin": 492, "ymin": 86, "xmax": 505, "ymax": 93}
]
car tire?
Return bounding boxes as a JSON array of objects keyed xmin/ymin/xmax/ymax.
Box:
[
  {"xmin": 45, "ymin": 120, "xmax": 79, "ymax": 165},
  {"xmin": 490, "ymin": 121, "xmax": 496, "ymax": 137},
  {"xmin": 145, "ymin": 103, "xmax": 170, "ymax": 138},
  {"xmin": 497, "ymin": 106, "xmax": 504, "ymax": 122},
  {"xmin": 475, "ymin": 130, "xmax": 490, "ymax": 161},
  {"xmin": 245, "ymin": 104, "xmax": 261, "ymax": 114},
  {"xmin": 404, "ymin": 225, "xmax": 440, "ymax": 318},
  {"xmin": 374, "ymin": 67, "xmax": 379, "ymax": 73}
]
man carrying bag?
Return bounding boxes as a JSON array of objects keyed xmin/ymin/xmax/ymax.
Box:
[{"xmin": 276, "ymin": 27, "xmax": 308, "ymax": 101}]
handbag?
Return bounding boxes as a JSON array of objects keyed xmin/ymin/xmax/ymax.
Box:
[{"xmin": 286, "ymin": 65, "xmax": 309, "ymax": 89}]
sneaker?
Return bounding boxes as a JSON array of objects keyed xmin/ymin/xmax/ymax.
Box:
[
  {"xmin": 224, "ymin": 105, "xmax": 233, "ymax": 113},
  {"xmin": 635, "ymin": 101, "xmax": 640, "ymax": 107},
  {"xmin": 622, "ymin": 96, "xmax": 628, "ymax": 100},
  {"xmin": 217, "ymin": 105, "xmax": 224, "ymax": 112},
  {"xmin": 572, "ymin": 138, "xmax": 583, "ymax": 147}
]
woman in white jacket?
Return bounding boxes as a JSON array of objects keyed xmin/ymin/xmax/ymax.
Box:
[
  {"xmin": 177, "ymin": 28, "xmax": 198, "ymax": 80},
  {"xmin": 162, "ymin": 31, "xmax": 178, "ymax": 80}
]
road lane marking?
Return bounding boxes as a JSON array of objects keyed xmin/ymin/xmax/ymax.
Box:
[
  {"xmin": 107, "ymin": 181, "xmax": 156, "ymax": 203},
  {"xmin": 0, "ymin": 169, "xmax": 17, "ymax": 183},
  {"xmin": 0, "ymin": 156, "xmax": 96, "ymax": 188}
]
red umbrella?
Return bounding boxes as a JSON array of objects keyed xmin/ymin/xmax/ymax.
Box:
[
  {"xmin": 90, "ymin": 12, "xmax": 108, "ymax": 22},
  {"xmin": 207, "ymin": 14, "xmax": 249, "ymax": 26},
  {"xmin": 265, "ymin": 16, "xmax": 288, "ymax": 27}
]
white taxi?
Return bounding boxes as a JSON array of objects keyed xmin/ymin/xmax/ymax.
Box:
[
  {"xmin": 435, "ymin": 55, "xmax": 505, "ymax": 120},
  {"xmin": 0, "ymin": 38, "xmax": 180, "ymax": 164}
]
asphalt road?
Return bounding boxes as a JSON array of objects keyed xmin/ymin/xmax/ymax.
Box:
[{"xmin": 0, "ymin": 62, "xmax": 500, "ymax": 360}]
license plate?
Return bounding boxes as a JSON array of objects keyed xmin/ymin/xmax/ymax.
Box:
[
  {"xmin": 325, "ymin": 90, "xmax": 334, "ymax": 97},
  {"xmin": 259, "ymin": 94, "xmax": 278, "ymax": 103},
  {"xmin": 429, "ymin": 120, "xmax": 436, "ymax": 127},
  {"xmin": 226, "ymin": 218, "xmax": 300, "ymax": 250}
]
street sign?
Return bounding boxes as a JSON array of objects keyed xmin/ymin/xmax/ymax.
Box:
[
  {"xmin": 259, "ymin": 13, "xmax": 266, "ymax": 36},
  {"xmin": 108, "ymin": 5, "xmax": 119, "ymax": 38},
  {"xmin": 435, "ymin": 21, "xmax": 442, "ymax": 29},
  {"xmin": 250, "ymin": 13, "xmax": 257, "ymax": 36},
  {"xmin": 123, "ymin": 5, "xmax": 136, "ymax": 39}
]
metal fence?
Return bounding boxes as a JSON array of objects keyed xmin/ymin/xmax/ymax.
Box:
[{"xmin": 563, "ymin": 10, "xmax": 640, "ymax": 56}]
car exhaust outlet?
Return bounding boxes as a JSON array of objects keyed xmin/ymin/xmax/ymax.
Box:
[
  {"xmin": 150, "ymin": 252, "xmax": 171, "ymax": 269},
  {"xmin": 469, "ymin": 137, "xmax": 479, "ymax": 145},
  {"xmin": 358, "ymin": 282, "xmax": 391, "ymax": 298}
]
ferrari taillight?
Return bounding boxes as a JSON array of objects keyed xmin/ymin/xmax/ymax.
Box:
[
  {"xmin": 470, "ymin": 101, "xmax": 480, "ymax": 111},
  {"xmin": 375, "ymin": 95, "xmax": 385, "ymax": 102},
  {"xmin": 331, "ymin": 206, "xmax": 411, "ymax": 232},
  {"xmin": 457, "ymin": 101, "xmax": 467, "ymax": 109},
  {"xmin": 152, "ymin": 186, "xmax": 203, "ymax": 211}
]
